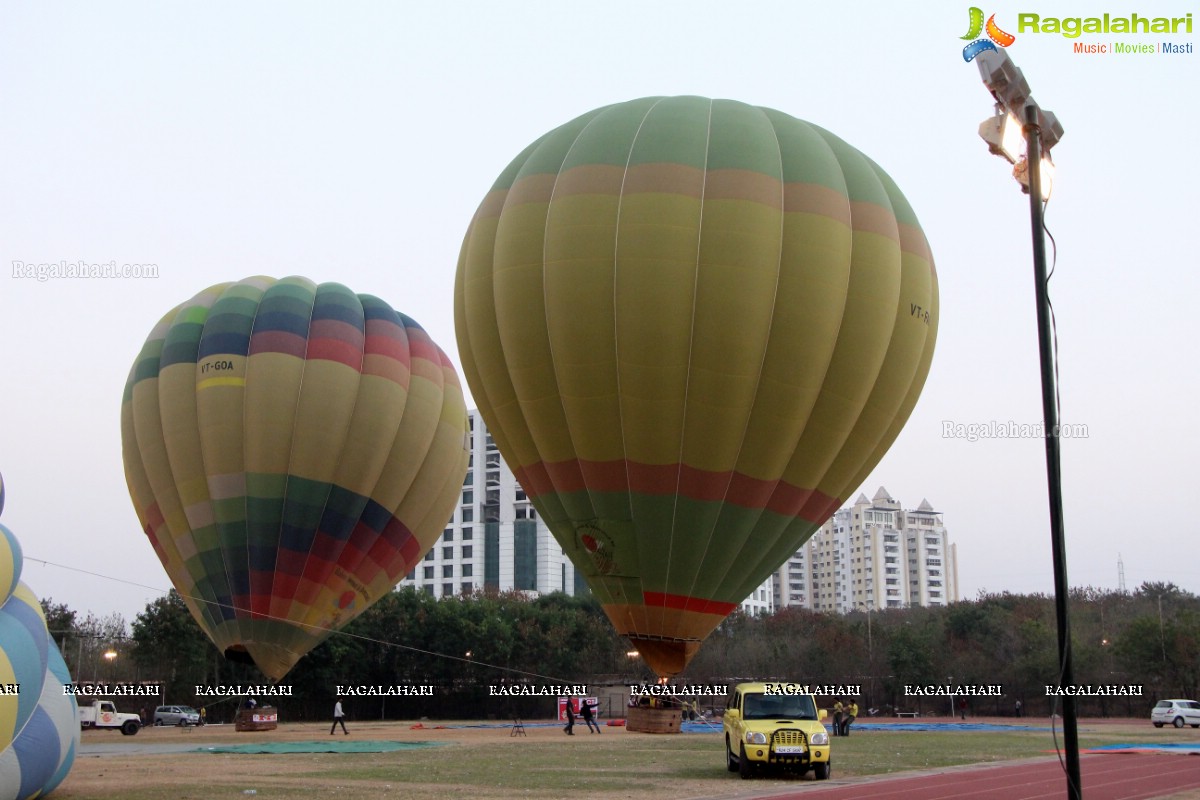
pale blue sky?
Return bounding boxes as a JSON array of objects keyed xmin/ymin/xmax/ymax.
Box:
[{"xmin": 1, "ymin": 0, "xmax": 1197, "ymax": 623}]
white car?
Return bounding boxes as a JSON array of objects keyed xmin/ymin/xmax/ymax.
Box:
[
  {"xmin": 1151, "ymin": 699, "xmax": 1200, "ymax": 728},
  {"xmin": 154, "ymin": 705, "xmax": 201, "ymax": 726}
]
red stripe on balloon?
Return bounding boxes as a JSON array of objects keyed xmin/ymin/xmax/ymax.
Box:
[
  {"xmin": 140, "ymin": 504, "xmax": 168, "ymax": 565},
  {"xmin": 248, "ymin": 330, "xmax": 308, "ymax": 358},
  {"xmin": 249, "ymin": 574, "xmax": 274, "ymax": 617},
  {"xmin": 307, "ymin": 319, "xmax": 365, "ymax": 369},
  {"xmin": 364, "ymin": 328, "xmax": 409, "ymax": 363},
  {"xmin": 274, "ymin": 549, "xmax": 308, "ymax": 577},
  {"xmin": 142, "ymin": 502, "xmax": 165, "ymax": 530},
  {"xmin": 306, "ymin": 338, "xmax": 363, "ymax": 369},
  {"xmin": 270, "ymin": 572, "xmax": 300, "ymax": 600},
  {"xmin": 513, "ymin": 459, "xmax": 840, "ymax": 522},
  {"xmin": 381, "ymin": 516, "xmax": 414, "ymax": 554},
  {"xmin": 362, "ymin": 321, "xmax": 410, "ymax": 384},
  {"xmin": 642, "ymin": 591, "xmax": 738, "ymax": 616},
  {"xmin": 142, "ymin": 527, "xmax": 166, "ymax": 566},
  {"xmin": 405, "ymin": 326, "xmax": 442, "ymax": 366}
]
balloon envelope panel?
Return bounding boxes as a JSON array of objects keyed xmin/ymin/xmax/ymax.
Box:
[
  {"xmin": 122, "ymin": 276, "xmax": 470, "ymax": 681},
  {"xmin": 37, "ymin": 644, "xmax": 79, "ymax": 797},
  {"xmin": 0, "ymin": 524, "xmax": 20, "ymax": 607},
  {"xmin": 0, "ymin": 583, "xmax": 49, "ymax": 754},
  {"xmin": 0, "ymin": 642, "xmax": 77, "ymax": 800},
  {"xmin": 455, "ymin": 96, "xmax": 938, "ymax": 677},
  {"xmin": 0, "ymin": 480, "xmax": 79, "ymax": 800}
]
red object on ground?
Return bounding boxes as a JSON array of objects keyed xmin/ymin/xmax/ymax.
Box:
[
  {"xmin": 755, "ymin": 753, "xmax": 1200, "ymax": 800},
  {"xmin": 606, "ymin": 719, "xmax": 626, "ymax": 727}
]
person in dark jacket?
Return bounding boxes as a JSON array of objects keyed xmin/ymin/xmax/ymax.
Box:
[
  {"xmin": 563, "ymin": 698, "xmax": 576, "ymax": 735},
  {"xmin": 580, "ymin": 698, "xmax": 601, "ymax": 733}
]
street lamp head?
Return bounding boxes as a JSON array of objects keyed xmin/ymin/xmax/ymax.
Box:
[
  {"xmin": 976, "ymin": 48, "xmax": 1031, "ymax": 115},
  {"xmin": 975, "ymin": 48, "xmax": 1064, "ymax": 153},
  {"xmin": 1036, "ymin": 109, "xmax": 1065, "ymax": 153},
  {"xmin": 978, "ymin": 110, "xmax": 1024, "ymax": 164}
]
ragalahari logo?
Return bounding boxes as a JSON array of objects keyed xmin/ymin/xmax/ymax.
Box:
[{"xmin": 962, "ymin": 7, "xmax": 1016, "ymax": 61}]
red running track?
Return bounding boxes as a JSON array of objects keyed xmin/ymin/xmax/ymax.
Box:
[{"xmin": 756, "ymin": 754, "xmax": 1200, "ymax": 800}]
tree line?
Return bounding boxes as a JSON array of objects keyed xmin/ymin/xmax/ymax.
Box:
[{"xmin": 42, "ymin": 581, "xmax": 1198, "ymax": 721}]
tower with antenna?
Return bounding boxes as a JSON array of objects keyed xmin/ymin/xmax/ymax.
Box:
[{"xmin": 1118, "ymin": 553, "xmax": 1126, "ymax": 594}]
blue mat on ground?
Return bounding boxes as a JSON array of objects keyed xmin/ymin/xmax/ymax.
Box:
[
  {"xmin": 197, "ymin": 740, "xmax": 444, "ymax": 754},
  {"xmin": 855, "ymin": 722, "xmax": 1053, "ymax": 732},
  {"xmin": 1087, "ymin": 743, "xmax": 1200, "ymax": 754},
  {"xmin": 681, "ymin": 721, "xmax": 1051, "ymax": 733}
]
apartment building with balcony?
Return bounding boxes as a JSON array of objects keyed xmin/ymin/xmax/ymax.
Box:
[{"xmin": 773, "ymin": 486, "xmax": 958, "ymax": 613}]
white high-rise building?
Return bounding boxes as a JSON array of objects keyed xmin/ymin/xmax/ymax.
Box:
[
  {"xmin": 740, "ymin": 581, "xmax": 774, "ymax": 616},
  {"xmin": 399, "ymin": 409, "xmax": 775, "ymax": 611},
  {"xmin": 772, "ymin": 487, "xmax": 958, "ymax": 613},
  {"xmin": 399, "ymin": 409, "xmax": 583, "ymax": 598}
]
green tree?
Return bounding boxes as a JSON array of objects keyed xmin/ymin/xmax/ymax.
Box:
[{"xmin": 130, "ymin": 590, "xmax": 216, "ymax": 701}]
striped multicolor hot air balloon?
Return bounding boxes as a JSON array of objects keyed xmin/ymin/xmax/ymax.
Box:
[
  {"xmin": 121, "ymin": 277, "xmax": 470, "ymax": 682},
  {"xmin": 0, "ymin": 474, "xmax": 79, "ymax": 800},
  {"xmin": 455, "ymin": 96, "xmax": 938, "ymax": 678}
]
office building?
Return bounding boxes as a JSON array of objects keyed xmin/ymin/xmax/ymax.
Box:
[{"xmin": 400, "ymin": 409, "xmax": 583, "ymax": 598}]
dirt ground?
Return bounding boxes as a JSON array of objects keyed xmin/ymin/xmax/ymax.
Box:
[
  {"xmin": 62, "ymin": 718, "xmax": 689, "ymax": 799},
  {"xmin": 56, "ymin": 716, "xmax": 1199, "ymax": 800}
]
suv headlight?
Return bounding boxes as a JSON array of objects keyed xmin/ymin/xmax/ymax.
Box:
[
  {"xmin": 810, "ymin": 731, "xmax": 829, "ymax": 746},
  {"xmin": 744, "ymin": 732, "xmax": 768, "ymax": 745}
]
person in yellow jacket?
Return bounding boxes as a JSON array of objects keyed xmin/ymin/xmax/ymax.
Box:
[
  {"xmin": 841, "ymin": 700, "xmax": 859, "ymax": 736},
  {"xmin": 832, "ymin": 700, "xmax": 844, "ymax": 736}
]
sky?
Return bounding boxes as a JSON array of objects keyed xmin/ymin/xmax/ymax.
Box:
[{"xmin": 1, "ymin": 1, "xmax": 1197, "ymax": 626}]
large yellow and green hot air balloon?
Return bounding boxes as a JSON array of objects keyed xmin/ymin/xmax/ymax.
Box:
[
  {"xmin": 455, "ymin": 96, "xmax": 938, "ymax": 678},
  {"xmin": 122, "ymin": 277, "xmax": 469, "ymax": 681}
]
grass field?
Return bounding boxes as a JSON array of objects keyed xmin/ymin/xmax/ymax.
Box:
[{"xmin": 54, "ymin": 717, "xmax": 1200, "ymax": 800}]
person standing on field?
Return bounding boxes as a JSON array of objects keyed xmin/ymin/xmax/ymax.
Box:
[
  {"xmin": 841, "ymin": 700, "xmax": 858, "ymax": 736},
  {"xmin": 563, "ymin": 697, "xmax": 576, "ymax": 735},
  {"xmin": 331, "ymin": 697, "xmax": 348, "ymax": 735}
]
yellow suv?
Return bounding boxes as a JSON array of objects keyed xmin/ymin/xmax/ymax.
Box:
[{"xmin": 723, "ymin": 682, "xmax": 831, "ymax": 780}]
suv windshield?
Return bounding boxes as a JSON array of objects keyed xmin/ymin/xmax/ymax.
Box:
[{"xmin": 742, "ymin": 693, "xmax": 817, "ymax": 720}]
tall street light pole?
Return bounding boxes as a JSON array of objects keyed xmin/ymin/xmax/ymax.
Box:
[
  {"xmin": 973, "ymin": 48, "xmax": 1080, "ymax": 800},
  {"xmin": 1022, "ymin": 100, "xmax": 1081, "ymax": 800}
]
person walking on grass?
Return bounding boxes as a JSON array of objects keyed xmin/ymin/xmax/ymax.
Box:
[
  {"xmin": 563, "ymin": 698, "xmax": 576, "ymax": 735},
  {"xmin": 331, "ymin": 697, "xmax": 348, "ymax": 735}
]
